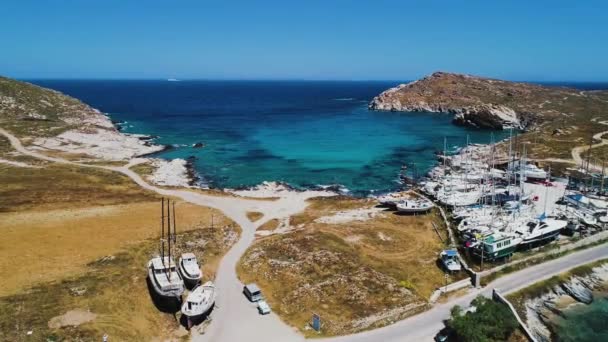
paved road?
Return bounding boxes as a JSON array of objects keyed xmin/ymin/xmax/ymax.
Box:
[
  {"xmin": 3, "ymin": 127, "xmax": 607, "ymax": 342},
  {"xmin": 320, "ymin": 243, "xmax": 608, "ymax": 342},
  {"xmin": 0, "ymin": 127, "xmax": 305, "ymax": 342}
]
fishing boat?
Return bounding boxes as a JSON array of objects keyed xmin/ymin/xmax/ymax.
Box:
[
  {"xmin": 148, "ymin": 256, "xmax": 184, "ymax": 298},
  {"xmin": 147, "ymin": 198, "xmax": 185, "ymax": 300},
  {"xmin": 179, "ymin": 253, "xmax": 203, "ymax": 286},
  {"xmin": 472, "ymin": 232, "xmax": 522, "ymax": 260},
  {"xmin": 396, "ymin": 198, "xmax": 434, "ymax": 213},
  {"xmin": 181, "ymin": 281, "xmax": 217, "ymax": 328},
  {"xmin": 439, "ymin": 250, "xmax": 462, "ymax": 272}
]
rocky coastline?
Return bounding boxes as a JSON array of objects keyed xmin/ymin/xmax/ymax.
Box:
[
  {"xmin": 367, "ymin": 71, "xmax": 580, "ymax": 130},
  {"xmin": 518, "ymin": 262, "xmax": 608, "ymax": 342}
]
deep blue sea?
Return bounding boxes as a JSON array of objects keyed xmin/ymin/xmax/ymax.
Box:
[{"xmin": 28, "ymin": 80, "xmax": 606, "ymax": 195}]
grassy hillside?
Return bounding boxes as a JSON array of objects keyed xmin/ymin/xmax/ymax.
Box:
[{"xmin": 0, "ymin": 76, "xmax": 102, "ymax": 138}]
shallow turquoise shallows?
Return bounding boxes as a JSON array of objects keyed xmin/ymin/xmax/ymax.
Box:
[{"xmin": 31, "ymin": 80, "xmax": 509, "ymax": 195}]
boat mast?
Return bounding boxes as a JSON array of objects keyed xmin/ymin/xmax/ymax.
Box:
[
  {"xmin": 173, "ymin": 202, "xmax": 177, "ymax": 243},
  {"xmin": 161, "ymin": 198, "xmax": 165, "ymax": 264},
  {"xmin": 167, "ymin": 198, "xmax": 171, "ymax": 279},
  {"xmin": 443, "ymin": 136, "xmax": 447, "ymax": 170},
  {"xmin": 508, "ymin": 127, "xmax": 513, "ymax": 187},
  {"xmin": 601, "ymin": 159, "xmax": 605, "ymax": 193},
  {"xmin": 520, "ymin": 144, "xmax": 526, "ymax": 217}
]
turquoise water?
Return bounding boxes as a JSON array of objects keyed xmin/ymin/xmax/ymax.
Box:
[
  {"xmin": 30, "ymin": 80, "xmax": 508, "ymax": 195},
  {"xmin": 554, "ymin": 294, "xmax": 608, "ymax": 341}
]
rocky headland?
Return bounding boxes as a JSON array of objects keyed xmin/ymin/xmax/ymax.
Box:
[
  {"xmin": 369, "ymin": 71, "xmax": 608, "ymax": 131},
  {"xmin": 0, "ymin": 76, "xmax": 196, "ymax": 186}
]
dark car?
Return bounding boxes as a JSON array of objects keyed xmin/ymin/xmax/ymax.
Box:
[{"xmin": 435, "ymin": 327, "xmax": 455, "ymax": 342}]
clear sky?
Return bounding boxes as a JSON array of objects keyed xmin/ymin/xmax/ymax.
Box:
[{"xmin": 1, "ymin": 0, "xmax": 607, "ymax": 81}]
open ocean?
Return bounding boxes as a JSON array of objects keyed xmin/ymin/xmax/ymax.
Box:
[{"xmin": 28, "ymin": 80, "xmax": 607, "ymax": 196}]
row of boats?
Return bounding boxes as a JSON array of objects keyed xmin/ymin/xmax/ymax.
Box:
[
  {"xmin": 147, "ymin": 198, "xmax": 216, "ymax": 327},
  {"xmin": 395, "ymin": 137, "xmax": 608, "ymax": 267}
]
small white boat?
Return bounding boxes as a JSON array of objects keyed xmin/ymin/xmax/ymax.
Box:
[
  {"xmin": 439, "ymin": 250, "xmax": 462, "ymax": 272},
  {"xmin": 179, "ymin": 253, "xmax": 203, "ymax": 285},
  {"xmin": 396, "ymin": 198, "xmax": 434, "ymax": 213},
  {"xmin": 376, "ymin": 192, "xmax": 410, "ymax": 206},
  {"xmin": 181, "ymin": 281, "xmax": 217, "ymax": 327}
]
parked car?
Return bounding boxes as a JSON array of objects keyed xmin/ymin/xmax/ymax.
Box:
[
  {"xmin": 257, "ymin": 300, "xmax": 271, "ymax": 315},
  {"xmin": 243, "ymin": 283, "xmax": 263, "ymax": 302},
  {"xmin": 435, "ymin": 327, "xmax": 455, "ymax": 342}
]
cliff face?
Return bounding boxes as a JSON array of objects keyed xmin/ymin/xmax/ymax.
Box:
[{"xmin": 369, "ymin": 72, "xmax": 588, "ymax": 130}]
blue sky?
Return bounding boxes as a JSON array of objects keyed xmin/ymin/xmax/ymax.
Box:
[{"xmin": 1, "ymin": 0, "xmax": 607, "ymax": 81}]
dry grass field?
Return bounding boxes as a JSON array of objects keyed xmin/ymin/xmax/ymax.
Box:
[
  {"xmin": 0, "ymin": 159, "xmax": 240, "ymax": 341},
  {"xmin": 238, "ymin": 196, "xmax": 453, "ymax": 336}
]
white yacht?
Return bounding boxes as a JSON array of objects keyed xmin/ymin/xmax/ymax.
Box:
[
  {"xmin": 396, "ymin": 198, "xmax": 434, "ymax": 213},
  {"xmin": 514, "ymin": 218, "xmax": 567, "ymax": 245},
  {"xmin": 376, "ymin": 192, "xmax": 410, "ymax": 206},
  {"xmin": 181, "ymin": 281, "xmax": 217, "ymax": 327},
  {"xmin": 179, "ymin": 253, "xmax": 203, "ymax": 286}
]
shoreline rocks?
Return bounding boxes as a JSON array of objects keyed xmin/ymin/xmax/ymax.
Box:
[{"xmin": 521, "ymin": 263, "xmax": 608, "ymax": 341}]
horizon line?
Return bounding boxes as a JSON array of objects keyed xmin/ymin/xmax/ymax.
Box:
[{"xmin": 16, "ymin": 77, "xmax": 608, "ymax": 84}]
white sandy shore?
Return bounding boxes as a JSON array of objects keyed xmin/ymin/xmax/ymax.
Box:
[
  {"xmin": 32, "ymin": 108, "xmax": 164, "ymax": 160},
  {"xmin": 148, "ymin": 158, "xmax": 192, "ymax": 187},
  {"xmin": 228, "ymin": 181, "xmax": 336, "ymax": 199}
]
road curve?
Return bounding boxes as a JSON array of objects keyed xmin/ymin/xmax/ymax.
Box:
[
  {"xmin": 2, "ymin": 127, "xmax": 607, "ymax": 342},
  {"xmin": 571, "ymin": 130, "xmax": 608, "ymax": 172},
  {"xmin": 0, "ymin": 127, "xmax": 304, "ymax": 342},
  {"xmin": 320, "ymin": 243, "xmax": 608, "ymax": 342}
]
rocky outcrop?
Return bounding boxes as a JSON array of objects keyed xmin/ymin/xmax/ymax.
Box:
[
  {"xmin": 368, "ymin": 71, "xmax": 593, "ymax": 130},
  {"xmin": 521, "ymin": 263, "xmax": 608, "ymax": 341}
]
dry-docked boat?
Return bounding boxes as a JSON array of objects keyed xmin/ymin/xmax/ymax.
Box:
[
  {"xmin": 439, "ymin": 249, "xmax": 462, "ymax": 272},
  {"xmin": 396, "ymin": 198, "xmax": 434, "ymax": 213},
  {"xmin": 181, "ymin": 281, "xmax": 217, "ymax": 327},
  {"xmin": 148, "ymin": 198, "xmax": 185, "ymax": 300},
  {"xmin": 179, "ymin": 252, "xmax": 203, "ymax": 286}
]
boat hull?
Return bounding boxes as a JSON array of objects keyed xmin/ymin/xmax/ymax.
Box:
[
  {"xmin": 147, "ymin": 262, "xmax": 185, "ymax": 299},
  {"xmin": 472, "ymin": 245, "xmax": 517, "ymax": 260},
  {"xmin": 179, "ymin": 260, "xmax": 202, "ymax": 286}
]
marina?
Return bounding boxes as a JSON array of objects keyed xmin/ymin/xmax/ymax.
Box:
[{"xmin": 376, "ymin": 131, "xmax": 608, "ymax": 273}]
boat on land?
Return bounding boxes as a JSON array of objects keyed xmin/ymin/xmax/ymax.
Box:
[
  {"xmin": 179, "ymin": 252, "xmax": 203, "ymax": 286},
  {"xmin": 514, "ymin": 217, "xmax": 567, "ymax": 246},
  {"xmin": 439, "ymin": 250, "xmax": 462, "ymax": 272},
  {"xmin": 181, "ymin": 281, "xmax": 217, "ymax": 327},
  {"xmin": 396, "ymin": 198, "xmax": 434, "ymax": 213},
  {"xmin": 376, "ymin": 192, "xmax": 411, "ymax": 206},
  {"xmin": 472, "ymin": 232, "xmax": 522, "ymax": 260},
  {"xmin": 148, "ymin": 198, "xmax": 185, "ymax": 299}
]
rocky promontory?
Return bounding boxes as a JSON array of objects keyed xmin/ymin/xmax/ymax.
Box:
[{"xmin": 368, "ymin": 71, "xmax": 597, "ymax": 130}]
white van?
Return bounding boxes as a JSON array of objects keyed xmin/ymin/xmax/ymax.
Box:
[{"xmin": 243, "ymin": 283, "xmax": 262, "ymax": 302}]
